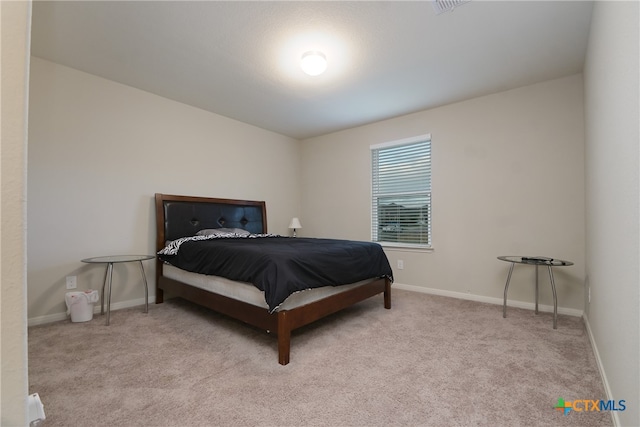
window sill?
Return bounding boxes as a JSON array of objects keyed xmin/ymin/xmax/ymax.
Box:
[{"xmin": 378, "ymin": 242, "xmax": 434, "ymax": 253}]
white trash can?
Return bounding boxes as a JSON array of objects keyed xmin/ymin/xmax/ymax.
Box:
[{"xmin": 65, "ymin": 290, "xmax": 99, "ymax": 322}]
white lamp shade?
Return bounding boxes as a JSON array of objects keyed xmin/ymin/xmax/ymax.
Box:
[
  {"xmin": 288, "ymin": 217, "xmax": 302, "ymax": 229},
  {"xmin": 300, "ymin": 51, "xmax": 327, "ymax": 76}
]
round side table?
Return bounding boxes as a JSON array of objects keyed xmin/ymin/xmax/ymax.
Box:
[
  {"xmin": 81, "ymin": 255, "xmax": 155, "ymax": 325},
  {"xmin": 498, "ymin": 256, "xmax": 573, "ymax": 329}
]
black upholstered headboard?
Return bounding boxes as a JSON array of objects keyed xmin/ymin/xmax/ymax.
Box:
[{"xmin": 154, "ymin": 193, "xmax": 267, "ymax": 251}]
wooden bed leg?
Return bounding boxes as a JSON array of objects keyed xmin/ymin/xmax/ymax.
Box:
[
  {"xmin": 384, "ymin": 278, "xmax": 391, "ymax": 309},
  {"xmin": 156, "ymin": 288, "xmax": 164, "ymax": 304},
  {"xmin": 277, "ymin": 311, "xmax": 291, "ymax": 365}
]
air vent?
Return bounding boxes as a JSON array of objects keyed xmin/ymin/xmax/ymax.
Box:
[{"xmin": 432, "ymin": 0, "xmax": 471, "ymax": 15}]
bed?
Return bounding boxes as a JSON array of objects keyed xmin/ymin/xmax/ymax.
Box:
[{"xmin": 154, "ymin": 193, "xmax": 393, "ymax": 365}]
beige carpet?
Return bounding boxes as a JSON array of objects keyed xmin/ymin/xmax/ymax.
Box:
[{"xmin": 28, "ymin": 289, "xmax": 611, "ymax": 426}]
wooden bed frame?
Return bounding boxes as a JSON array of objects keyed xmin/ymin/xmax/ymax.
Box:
[{"xmin": 155, "ymin": 193, "xmax": 391, "ymax": 365}]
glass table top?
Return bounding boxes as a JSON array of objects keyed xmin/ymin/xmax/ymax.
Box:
[
  {"xmin": 497, "ymin": 256, "xmax": 573, "ymax": 266},
  {"xmin": 81, "ymin": 255, "xmax": 155, "ymax": 264}
]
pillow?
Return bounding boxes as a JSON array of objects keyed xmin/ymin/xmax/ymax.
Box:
[{"xmin": 196, "ymin": 228, "xmax": 251, "ymax": 237}]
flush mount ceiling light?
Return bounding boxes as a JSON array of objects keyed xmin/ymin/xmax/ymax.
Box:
[{"xmin": 300, "ymin": 51, "xmax": 327, "ymax": 76}]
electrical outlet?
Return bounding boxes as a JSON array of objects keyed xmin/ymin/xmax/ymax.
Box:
[
  {"xmin": 66, "ymin": 276, "xmax": 77, "ymax": 290},
  {"xmin": 397, "ymin": 260, "xmax": 404, "ymax": 270}
]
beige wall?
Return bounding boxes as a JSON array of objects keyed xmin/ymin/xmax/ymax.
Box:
[
  {"xmin": 301, "ymin": 75, "xmax": 587, "ymax": 313},
  {"xmin": 1, "ymin": 1, "xmax": 31, "ymax": 425},
  {"xmin": 27, "ymin": 57, "xmax": 301, "ymax": 322},
  {"xmin": 584, "ymin": 1, "xmax": 639, "ymax": 426}
]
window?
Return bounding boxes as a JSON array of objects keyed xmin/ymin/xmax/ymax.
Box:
[{"xmin": 371, "ymin": 134, "xmax": 431, "ymax": 248}]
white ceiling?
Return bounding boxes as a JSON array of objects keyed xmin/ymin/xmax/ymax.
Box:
[{"xmin": 30, "ymin": 1, "xmax": 594, "ymax": 140}]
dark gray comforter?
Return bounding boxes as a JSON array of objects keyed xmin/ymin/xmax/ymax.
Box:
[{"xmin": 158, "ymin": 236, "xmax": 393, "ymax": 312}]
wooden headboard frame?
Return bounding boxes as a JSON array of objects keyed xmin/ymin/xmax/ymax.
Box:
[{"xmin": 154, "ymin": 193, "xmax": 267, "ymax": 294}]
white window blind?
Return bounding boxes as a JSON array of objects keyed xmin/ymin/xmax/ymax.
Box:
[{"xmin": 371, "ymin": 135, "xmax": 431, "ymax": 248}]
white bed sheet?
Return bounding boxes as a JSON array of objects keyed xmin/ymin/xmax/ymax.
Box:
[{"xmin": 163, "ymin": 264, "xmax": 376, "ymax": 311}]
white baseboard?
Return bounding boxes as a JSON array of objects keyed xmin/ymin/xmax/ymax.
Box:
[
  {"xmin": 29, "ymin": 284, "xmax": 583, "ymax": 326},
  {"xmin": 393, "ymin": 282, "xmax": 584, "ymax": 317},
  {"xmin": 583, "ymin": 314, "xmax": 619, "ymax": 427},
  {"xmin": 28, "ymin": 296, "xmax": 153, "ymax": 327}
]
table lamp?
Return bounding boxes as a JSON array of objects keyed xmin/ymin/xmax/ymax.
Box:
[{"xmin": 288, "ymin": 217, "xmax": 302, "ymax": 237}]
